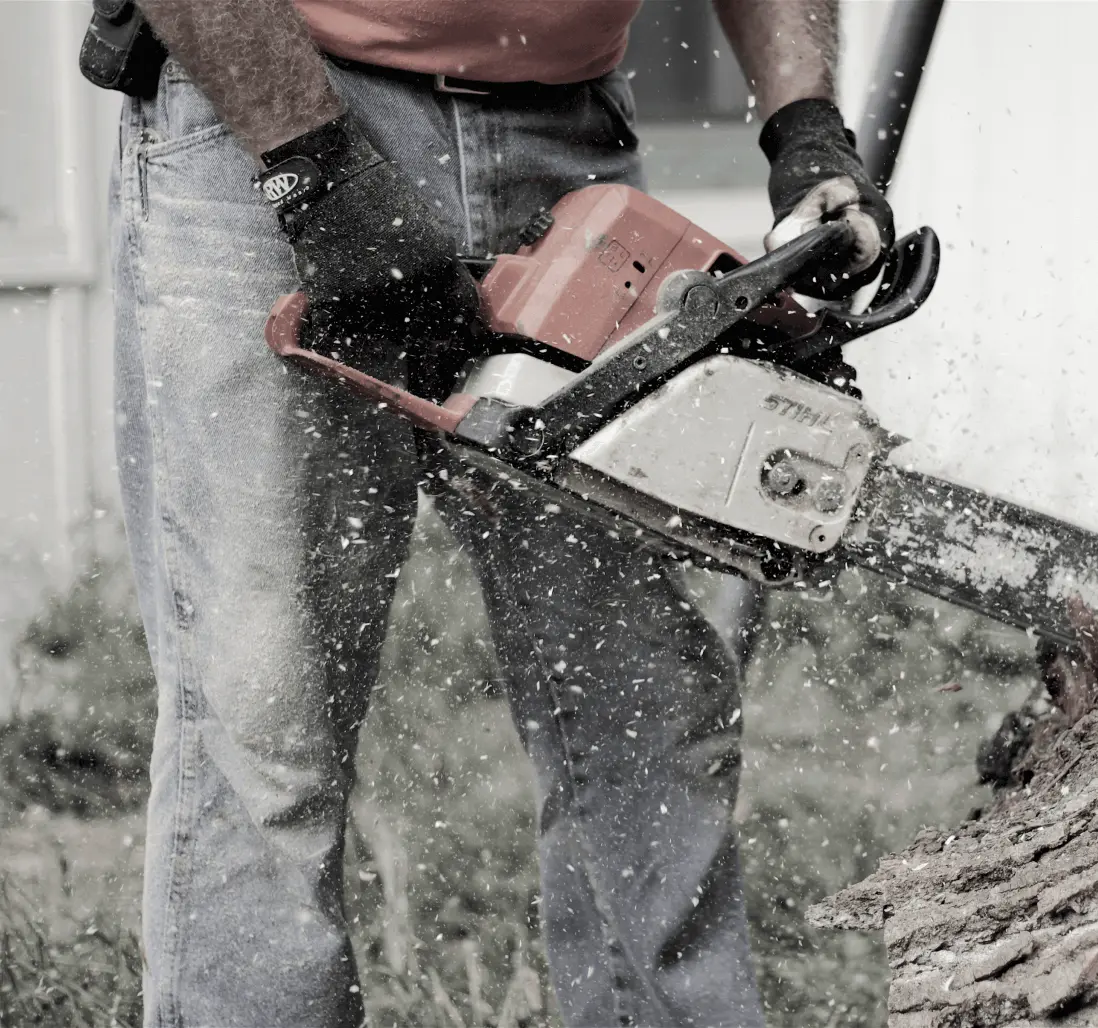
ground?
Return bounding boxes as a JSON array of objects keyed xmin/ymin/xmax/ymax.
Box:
[{"xmin": 0, "ymin": 507, "xmax": 1044, "ymax": 1027}]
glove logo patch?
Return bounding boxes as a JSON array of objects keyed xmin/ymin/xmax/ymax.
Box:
[{"xmin": 262, "ymin": 172, "xmax": 300, "ymax": 204}]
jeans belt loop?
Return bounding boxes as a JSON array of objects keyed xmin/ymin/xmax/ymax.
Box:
[{"xmin": 434, "ymin": 73, "xmax": 492, "ymax": 97}]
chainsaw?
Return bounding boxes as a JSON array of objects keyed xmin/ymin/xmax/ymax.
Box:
[{"xmin": 265, "ymin": 184, "xmax": 1098, "ymax": 647}]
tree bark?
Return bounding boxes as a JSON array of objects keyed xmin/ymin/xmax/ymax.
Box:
[{"xmin": 808, "ymin": 601, "xmax": 1098, "ymax": 1027}]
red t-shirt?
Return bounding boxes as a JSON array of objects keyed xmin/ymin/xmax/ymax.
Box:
[{"xmin": 294, "ymin": 0, "xmax": 643, "ymax": 84}]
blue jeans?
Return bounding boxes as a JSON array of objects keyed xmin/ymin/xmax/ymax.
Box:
[{"xmin": 110, "ymin": 56, "xmax": 764, "ymax": 1028}]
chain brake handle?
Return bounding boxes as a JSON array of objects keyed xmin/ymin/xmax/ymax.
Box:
[{"xmin": 781, "ymin": 226, "xmax": 941, "ymax": 363}]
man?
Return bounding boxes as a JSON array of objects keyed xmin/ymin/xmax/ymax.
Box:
[{"xmin": 109, "ymin": 1, "xmax": 892, "ymax": 1024}]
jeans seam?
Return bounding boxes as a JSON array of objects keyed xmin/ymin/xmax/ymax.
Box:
[
  {"xmin": 121, "ymin": 156, "xmax": 201, "ymax": 1028},
  {"xmin": 122, "ymin": 98, "xmax": 151, "ymax": 224},
  {"xmin": 450, "ymin": 97, "xmax": 475, "ymax": 251},
  {"xmin": 143, "ymin": 123, "xmax": 235, "ymax": 162},
  {"xmin": 532, "ymin": 633, "xmax": 637, "ymax": 1026}
]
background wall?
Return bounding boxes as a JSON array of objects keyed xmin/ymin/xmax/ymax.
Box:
[
  {"xmin": 0, "ymin": 4, "xmax": 122, "ymax": 705},
  {"xmin": 842, "ymin": 0, "xmax": 1098, "ymax": 533}
]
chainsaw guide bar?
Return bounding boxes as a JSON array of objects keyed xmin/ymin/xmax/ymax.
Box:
[
  {"xmin": 840, "ymin": 464, "xmax": 1098, "ymax": 647},
  {"xmin": 446, "ymin": 442, "xmax": 1098, "ymax": 649}
]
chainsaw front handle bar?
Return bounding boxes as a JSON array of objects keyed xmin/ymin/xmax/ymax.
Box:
[
  {"xmin": 782, "ymin": 225, "xmax": 941, "ymax": 363},
  {"xmin": 847, "ymin": 225, "xmax": 940, "ymax": 332},
  {"xmin": 747, "ymin": 218, "xmax": 860, "ymax": 293}
]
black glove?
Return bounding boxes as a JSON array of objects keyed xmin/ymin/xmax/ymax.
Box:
[
  {"xmin": 760, "ymin": 98, "xmax": 895, "ymax": 300},
  {"xmin": 258, "ymin": 113, "xmax": 479, "ymax": 361}
]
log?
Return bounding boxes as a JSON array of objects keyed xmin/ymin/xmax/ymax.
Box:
[{"xmin": 808, "ymin": 600, "xmax": 1098, "ymax": 1027}]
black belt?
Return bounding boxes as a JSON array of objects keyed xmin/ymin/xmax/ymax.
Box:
[{"xmin": 326, "ymin": 55, "xmax": 587, "ymax": 102}]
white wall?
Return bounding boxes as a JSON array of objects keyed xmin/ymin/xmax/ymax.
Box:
[
  {"xmin": 842, "ymin": 0, "xmax": 1098, "ymax": 532},
  {"xmin": 0, "ymin": 2, "xmax": 122, "ymax": 701}
]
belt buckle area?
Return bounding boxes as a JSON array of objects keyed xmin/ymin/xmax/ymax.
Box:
[{"xmin": 434, "ymin": 73, "xmax": 492, "ymax": 97}]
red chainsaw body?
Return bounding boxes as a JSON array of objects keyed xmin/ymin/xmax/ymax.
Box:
[{"xmin": 478, "ymin": 184, "xmax": 747, "ymax": 361}]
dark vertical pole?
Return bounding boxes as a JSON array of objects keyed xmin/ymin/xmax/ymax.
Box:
[{"xmin": 858, "ymin": 0, "xmax": 945, "ymax": 194}]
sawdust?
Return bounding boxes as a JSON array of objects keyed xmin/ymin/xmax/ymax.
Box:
[
  {"xmin": 1045, "ymin": 565, "xmax": 1098, "ymax": 611},
  {"xmin": 932, "ymin": 512, "xmax": 1045, "ymax": 595}
]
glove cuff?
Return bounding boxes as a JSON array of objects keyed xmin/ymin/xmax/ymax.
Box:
[
  {"xmin": 256, "ymin": 113, "xmax": 381, "ymax": 215},
  {"xmin": 759, "ymin": 98, "xmax": 858, "ymax": 163}
]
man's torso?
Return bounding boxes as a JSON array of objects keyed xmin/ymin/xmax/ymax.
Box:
[{"xmin": 294, "ymin": 0, "xmax": 643, "ymax": 84}]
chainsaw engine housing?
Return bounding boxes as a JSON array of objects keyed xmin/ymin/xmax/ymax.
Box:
[{"xmin": 477, "ymin": 185, "xmax": 749, "ymax": 362}]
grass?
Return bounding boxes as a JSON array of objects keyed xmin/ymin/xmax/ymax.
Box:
[
  {"xmin": 0, "ymin": 508, "xmax": 1042, "ymax": 1027},
  {"xmin": 0, "ymin": 875, "xmax": 142, "ymax": 1028},
  {"xmin": 2, "ymin": 554, "xmax": 154, "ymax": 819}
]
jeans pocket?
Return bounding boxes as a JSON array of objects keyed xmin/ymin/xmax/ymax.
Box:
[
  {"xmin": 123, "ymin": 61, "xmax": 255, "ymax": 221},
  {"xmin": 589, "ymin": 70, "xmax": 640, "ymax": 151},
  {"xmin": 142, "ymin": 58, "xmax": 234, "ymax": 159}
]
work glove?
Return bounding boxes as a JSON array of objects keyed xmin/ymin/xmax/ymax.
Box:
[
  {"xmin": 257, "ymin": 113, "xmax": 479, "ymax": 361},
  {"xmin": 760, "ymin": 98, "xmax": 895, "ymax": 301}
]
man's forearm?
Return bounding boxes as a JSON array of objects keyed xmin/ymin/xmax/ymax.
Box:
[
  {"xmin": 136, "ymin": 0, "xmax": 342, "ymax": 160},
  {"xmin": 714, "ymin": 0, "xmax": 838, "ymax": 119}
]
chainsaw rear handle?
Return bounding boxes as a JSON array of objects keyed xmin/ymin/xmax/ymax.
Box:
[{"xmin": 263, "ymin": 292, "xmax": 476, "ymax": 432}]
